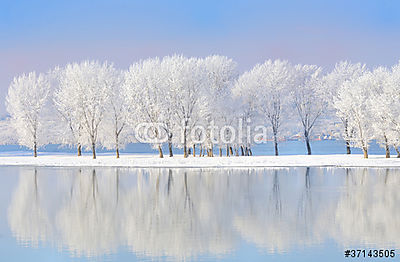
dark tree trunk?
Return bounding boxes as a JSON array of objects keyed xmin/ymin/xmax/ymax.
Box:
[
  {"xmin": 193, "ymin": 144, "xmax": 196, "ymax": 157},
  {"xmin": 240, "ymin": 146, "xmax": 245, "ymax": 156},
  {"xmin": 92, "ymin": 142, "xmax": 96, "ymax": 159},
  {"xmin": 34, "ymin": 141, "xmax": 37, "ymax": 158},
  {"xmin": 345, "ymin": 140, "xmax": 351, "ymax": 154},
  {"xmin": 363, "ymin": 147, "xmax": 368, "ymax": 159},
  {"xmin": 183, "ymin": 128, "xmax": 188, "ymax": 158},
  {"xmin": 384, "ymin": 135, "xmax": 390, "ymax": 158},
  {"xmin": 273, "ymin": 133, "xmax": 278, "ymax": 156},
  {"xmin": 245, "ymin": 147, "xmax": 249, "ymax": 156},
  {"xmin": 116, "ymin": 135, "xmax": 120, "ymax": 158},
  {"xmin": 219, "ymin": 147, "xmax": 222, "ymax": 157},
  {"xmin": 344, "ymin": 119, "xmax": 351, "ymax": 154},
  {"xmin": 249, "ymin": 148, "xmax": 253, "ymax": 156},
  {"xmin": 385, "ymin": 145, "xmax": 390, "ymax": 158},
  {"xmin": 306, "ymin": 139, "xmax": 312, "ymax": 155},
  {"xmin": 229, "ymin": 146, "xmax": 233, "ymax": 156},
  {"xmin": 77, "ymin": 143, "xmax": 82, "ymax": 156},
  {"xmin": 226, "ymin": 145, "xmax": 230, "ymax": 157},
  {"xmin": 396, "ymin": 147, "xmax": 400, "ymax": 158},
  {"xmin": 184, "ymin": 146, "xmax": 188, "ymax": 158},
  {"xmin": 305, "ymin": 131, "xmax": 311, "ymax": 155},
  {"xmin": 199, "ymin": 145, "xmax": 203, "ymax": 157},
  {"xmin": 188, "ymin": 147, "xmax": 192, "ymax": 155},
  {"xmin": 168, "ymin": 141, "xmax": 173, "ymax": 157},
  {"xmin": 158, "ymin": 145, "xmax": 164, "ymax": 158}
]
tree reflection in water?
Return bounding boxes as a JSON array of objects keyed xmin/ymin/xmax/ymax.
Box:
[{"xmin": 7, "ymin": 167, "xmax": 400, "ymax": 260}]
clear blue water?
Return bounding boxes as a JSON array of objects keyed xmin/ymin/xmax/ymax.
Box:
[
  {"xmin": 0, "ymin": 140, "xmax": 396, "ymax": 156},
  {"xmin": 1, "ymin": 166, "xmax": 399, "ymax": 261}
]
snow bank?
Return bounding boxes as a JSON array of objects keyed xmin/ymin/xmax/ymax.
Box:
[{"xmin": 0, "ymin": 154, "xmax": 399, "ymax": 168}]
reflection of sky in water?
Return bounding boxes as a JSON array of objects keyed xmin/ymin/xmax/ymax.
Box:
[{"xmin": 1, "ymin": 167, "xmax": 400, "ymax": 261}]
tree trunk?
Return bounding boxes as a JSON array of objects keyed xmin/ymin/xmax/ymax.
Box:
[
  {"xmin": 229, "ymin": 146, "xmax": 233, "ymax": 156},
  {"xmin": 249, "ymin": 148, "xmax": 253, "ymax": 156},
  {"xmin": 396, "ymin": 147, "xmax": 400, "ymax": 158},
  {"xmin": 193, "ymin": 144, "xmax": 196, "ymax": 157},
  {"xmin": 219, "ymin": 147, "xmax": 222, "ymax": 157},
  {"xmin": 226, "ymin": 145, "xmax": 230, "ymax": 156},
  {"xmin": 235, "ymin": 147, "xmax": 239, "ymax": 156},
  {"xmin": 183, "ymin": 128, "xmax": 188, "ymax": 158},
  {"xmin": 363, "ymin": 147, "xmax": 368, "ymax": 159},
  {"xmin": 345, "ymin": 140, "xmax": 351, "ymax": 154},
  {"xmin": 158, "ymin": 145, "xmax": 164, "ymax": 158},
  {"xmin": 245, "ymin": 147, "xmax": 249, "ymax": 156},
  {"xmin": 77, "ymin": 143, "xmax": 82, "ymax": 156},
  {"xmin": 306, "ymin": 139, "xmax": 312, "ymax": 155},
  {"xmin": 210, "ymin": 145, "xmax": 214, "ymax": 157},
  {"xmin": 167, "ymin": 134, "xmax": 173, "ymax": 157},
  {"xmin": 168, "ymin": 141, "xmax": 173, "ymax": 157},
  {"xmin": 199, "ymin": 145, "xmax": 203, "ymax": 157},
  {"xmin": 385, "ymin": 145, "xmax": 390, "ymax": 158},
  {"xmin": 188, "ymin": 147, "xmax": 192, "ymax": 155},
  {"xmin": 34, "ymin": 141, "xmax": 37, "ymax": 158},
  {"xmin": 305, "ymin": 131, "xmax": 312, "ymax": 155},
  {"xmin": 240, "ymin": 146, "xmax": 245, "ymax": 156},
  {"xmin": 115, "ymin": 135, "xmax": 120, "ymax": 158},
  {"xmin": 92, "ymin": 142, "xmax": 96, "ymax": 159},
  {"xmin": 273, "ymin": 133, "xmax": 279, "ymax": 156},
  {"xmin": 344, "ymin": 119, "xmax": 351, "ymax": 154},
  {"xmin": 384, "ymin": 135, "xmax": 390, "ymax": 158}
]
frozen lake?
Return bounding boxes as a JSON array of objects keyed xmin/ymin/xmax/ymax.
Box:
[{"xmin": 1, "ymin": 166, "xmax": 399, "ymax": 261}]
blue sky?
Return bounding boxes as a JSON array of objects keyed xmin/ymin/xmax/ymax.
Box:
[{"xmin": 1, "ymin": 0, "xmax": 400, "ymax": 115}]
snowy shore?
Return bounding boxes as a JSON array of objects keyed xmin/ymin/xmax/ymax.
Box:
[{"xmin": 0, "ymin": 154, "xmax": 399, "ymax": 168}]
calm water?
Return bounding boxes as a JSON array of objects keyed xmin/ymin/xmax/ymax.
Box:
[{"xmin": 1, "ymin": 167, "xmax": 400, "ymax": 261}]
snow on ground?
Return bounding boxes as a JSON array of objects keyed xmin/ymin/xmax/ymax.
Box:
[{"xmin": 0, "ymin": 153, "xmax": 399, "ymax": 168}]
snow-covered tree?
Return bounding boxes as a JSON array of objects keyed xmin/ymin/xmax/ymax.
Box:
[
  {"xmin": 234, "ymin": 60, "xmax": 294, "ymax": 156},
  {"xmin": 383, "ymin": 62, "xmax": 400, "ymax": 157},
  {"xmin": 163, "ymin": 55, "xmax": 208, "ymax": 158},
  {"xmin": 323, "ymin": 61, "xmax": 366, "ymax": 154},
  {"xmin": 124, "ymin": 57, "xmax": 167, "ymax": 158},
  {"xmin": 232, "ymin": 77, "xmax": 260, "ymax": 156},
  {"xmin": 292, "ymin": 64, "xmax": 324, "ymax": 155},
  {"xmin": 334, "ymin": 70, "xmax": 375, "ymax": 158},
  {"xmin": 6, "ymin": 72, "xmax": 50, "ymax": 157},
  {"xmin": 202, "ymin": 55, "xmax": 238, "ymax": 157},
  {"xmin": 99, "ymin": 68, "xmax": 128, "ymax": 158},
  {"xmin": 53, "ymin": 67, "xmax": 84, "ymax": 156},
  {"xmin": 158, "ymin": 90, "xmax": 176, "ymax": 157},
  {"xmin": 58, "ymin": 61, "xmax": 111, "ymax": 159},
  {"xmin": 0, "ymin": 118, "xmax": 18, "ymax": 145},
  {"xmin": 366, "ymin": 67, "xmax": 391, "ymax": 158}
]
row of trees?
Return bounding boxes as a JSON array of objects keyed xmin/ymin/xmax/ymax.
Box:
[{"xmin": 4, "ymin": 55, "xmax": 400, "ymax": 158}]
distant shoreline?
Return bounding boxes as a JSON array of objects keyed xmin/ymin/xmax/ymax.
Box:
[{"xmin": 0, "ymin": 154, "xmax": 399, "ymax": 168}]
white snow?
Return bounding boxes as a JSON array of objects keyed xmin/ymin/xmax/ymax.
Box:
[{"xmin": 0, "ymin": 154, "xmax": 399, "ymax": 168}]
